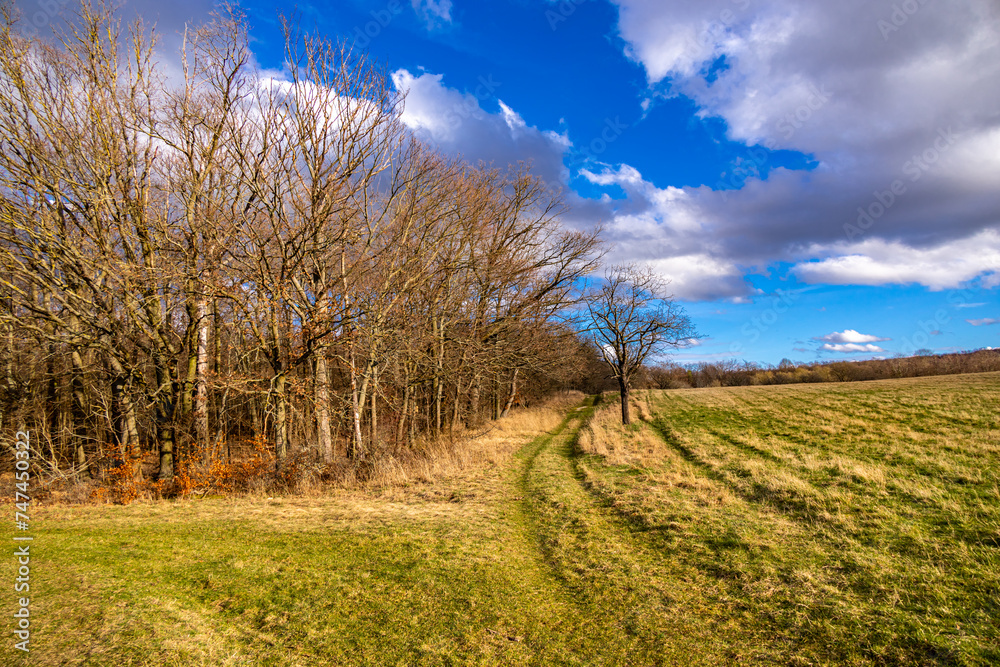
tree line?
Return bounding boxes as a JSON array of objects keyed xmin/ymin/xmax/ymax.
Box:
[
  {"xmin": 647, "ymin": 349, "xmax": 1000, "ymax": 389},
  {"xmin": 0, "ymin": 5, "xmax": 604, "ymax": 484}
]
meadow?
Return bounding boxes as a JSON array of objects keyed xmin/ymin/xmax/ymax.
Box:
[{"xmin": 2, "ymin": 373, "xmax": 997, "ymax": 665}]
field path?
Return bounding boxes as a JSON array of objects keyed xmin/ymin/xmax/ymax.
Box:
[{"xmin": 513, "ymin": 396, "xmax": 766, "ymax": 665}]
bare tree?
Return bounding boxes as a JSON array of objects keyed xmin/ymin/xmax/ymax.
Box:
[
  {"xmin": 586, "ymin": 264, "xmax": 696, "ymax": 425},
  {"xmin": 0, "ymin": 2, "xmax": 166, "ymax": 478}
]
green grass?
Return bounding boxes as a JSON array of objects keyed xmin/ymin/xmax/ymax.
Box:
[
  {"xmin": 576, "ymin": 373, "xmax": 1000, "ymax": 665},
  {"xmin": 2, "ymin": 373, "xmax": 998, "ymax": 665}
]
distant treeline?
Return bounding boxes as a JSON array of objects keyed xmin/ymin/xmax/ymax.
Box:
[{"xmin": 645, "ymin": 349, "xmax": 1000, "ymax": 389}]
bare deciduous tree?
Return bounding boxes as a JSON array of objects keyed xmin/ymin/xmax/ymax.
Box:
[{"xmin": 586, "ymin": 265, "xmax": 696, "ymax": 425}]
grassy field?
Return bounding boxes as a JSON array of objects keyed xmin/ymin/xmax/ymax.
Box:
[
  {"xmin": 2, "ymin": 373, "xmax": 998, "ymax": 665},
  {"xmin": 577, "ymin": 373, "xmax": 1000, "ymax": 665}
]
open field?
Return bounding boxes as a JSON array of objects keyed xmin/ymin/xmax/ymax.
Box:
[
  {"xmin": 577, "ymin": 372, "xmax": 1000, "ymax": 664},
  {"xmin": 2, "ymin": 373, "xmax": 998, "ymax": 665}
]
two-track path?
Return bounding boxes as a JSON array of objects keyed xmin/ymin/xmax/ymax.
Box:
[{"xmin": 510, "ymin": 396, "xmax": 749, "ymax": 666}]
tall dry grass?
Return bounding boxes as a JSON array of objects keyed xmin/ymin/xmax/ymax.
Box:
[
  {"xmin": 19, "ymin": 391, "xmax": 585, "ymax": 504},
  {"xmin": 356, "ymin": 391, "xmax": 584, "ymax": 490},
  {"xmin": 577, "ymin": 391, "xmax": 672, "ymax": 467}
]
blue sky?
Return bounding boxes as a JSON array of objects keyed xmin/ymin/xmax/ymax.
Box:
[{"xmin": 20, "ymin": 0, "xmax": 1000, "ymax": 365}]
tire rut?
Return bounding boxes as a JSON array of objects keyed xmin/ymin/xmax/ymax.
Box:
[
  {"xmin": 516, "ymin": 397, "xmax": 742, "ymax": 665},
  {"xmin": 644, "ymin": 415, "xmax": 837, "ymax": 529}
]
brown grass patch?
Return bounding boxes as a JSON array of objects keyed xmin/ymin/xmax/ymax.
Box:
[{"xmin": 23, "ymin": 392, "xmax": 583, "ymax": 507}]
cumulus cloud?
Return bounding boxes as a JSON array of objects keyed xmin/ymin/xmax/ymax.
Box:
[
  {"xmin": 815, "ymin": 330, "xmax": 890, "ymax": 344},
  {"xmin": 814, "ymin": 329, "xmax": 889, "ymax": 354},
  {"xmin": 613, "ymin": 0, "xmax": 1000, "ymax": 153},
  {"xmin": 595, "ymin": 0, "xmax": 1000, "ymax": 298},
  {"xmin": 820, "ymin": 343, "xmax": 885, "ymax": 353},
  {"xmin": 387, "ymin": 71, "xmax": 755, "ymax": 302},
  {"xmin": 391, "ymin": 69, "xmax": 570, "ymax": 185},
  {"xmin": 791, "ymin": 230, "xmax": 1000, "ymax": 290},
  {"xmin": 567, "ymin": 164, "xmax": 754, "ymax": 300},
  {"xmin": 967, "ymin": 318, "xmax": 1000, "ymax": 326}
]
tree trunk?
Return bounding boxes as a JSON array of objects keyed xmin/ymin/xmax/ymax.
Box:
[
  {"xmin": 69, "ymin": 349, "xmax": 92, "ymax": 477},
  {"xmin": 396, "ymin": 362, "xmax": 410, "ymax": 449},
  {"xmin": 67, "ymin": 312, "xmax": 93, "ymax": 477},
  {"xmin": 213, "ymin": 298, "xmax": 225, "ymax": 445},
  {"xmin": 106, "ymin": 354, "xmax": 142, "ymax": 480},
  {"xmin": 500, "ymin": 368, "xmax": 519, "ymax": 419},
  {"xmin": 193, "ymin": 295, "xmax": 210, "ymax": 452},
  {"xmin": 315, "ymin": 349, "xmax": 333, "ymax": 463},
  {"xmin": 110, "ymin": 374, "xmax": 126, "ymax": 458},
  {"xmin": 153, "ymin": 351, "xmax": 177, "ymax": 481},
  {"xmin": 433, "ymin": 318, "xmax": 444, "ymax": 435},
  {"xmin": 46, "ymin": 342, "xmax": 60, "ymax": 467},
  {"xmin": 268, "ymin": 304, "xmax": 289, "ymax": 468},
  {"xmin": 343, "ymin": 252, "xmax": 364, "ymax": 460},
  {"xmin": 370, "ymin": 364, "xmax": 378, "ymax": 451},
  {"xmin": 618, "ymin": 378, "xmax": 631, "ymax": 426},
  {"xmin": 469, "ymin": 374, "xmax": 481, "ymax": 427},
  {"xmin": 450, "ymin": 381, "xmax": 461, "ymax": 437},
  {"xmin": 349, "ymin": 347, "xmax": 364, "ymax": 460},
  {"xmin": 492, "ymin": 375, "xmax": 500, "ymax": 421},
  {"xmin": 274, "ymin": 371, "xmax": 288, "ymax": 466}
]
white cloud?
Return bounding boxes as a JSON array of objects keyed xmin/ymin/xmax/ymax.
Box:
[
  {"xmin": 790, "ymin": 229, "xmax": 1000, "ymax": 290},
  {"xmin": 816, "ymin": 330, "xmax": 889, "ymax": 344},
  {"xmin": 411, "ymin": 0, "xmax": 453, "ymax": 28},
  {"xmin": 594, "ymin": 0, "xmax": 1000, "ymax": 297},
  {"xmin": 390, "ymin": 69, "xmax": 569, "ymax": 185},
  {"xmin": 821, "ymin": 343, "xmax": 885, "ymax": 353},
  {"xmin": 562, "ymin": 163, "xmax": 755, "ymax": 300},
  {"xmin": 569, "ymin": 146, "xmax": 1000, "ymax": 300},
  {"xmin": 612, "ymin": 0, "xmax": 1000, "ymax": 153},
  {"xmin": 643, "ymin": 254, "xmax": 752, "ymax": 302},
  {"xmin": 983, "ymin": 272, "xmax": 1000, "ymax": 289},
  {"xmin": 967, "ymin": 318, "xmax": 1000, "ymax": 326},
  {"xmin": 498, "ymin": 100, "xmax": 526, "ymax": 131}
]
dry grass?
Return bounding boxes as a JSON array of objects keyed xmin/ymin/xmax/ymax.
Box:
[
  {"xmin": 12, "ymin": 392, "xmax": 583, "ymax": 509},
  {"xmin": 8, "ymin": 377, "xmax": 998, "ymax": 665},
  {"xmin": 577, "ymin": 391, "xmax": 672, "ymax": 467},
  {"xmin": 572, "ymin": 372, "xmax": 1000, "ymax": 665},
  {"xmin": 0, "ymin": 391, "xmax": 639, "ymax": 667},
  {"xmin": 356, "ymin": 391, "xmax": 582, "ymax": 490}
]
